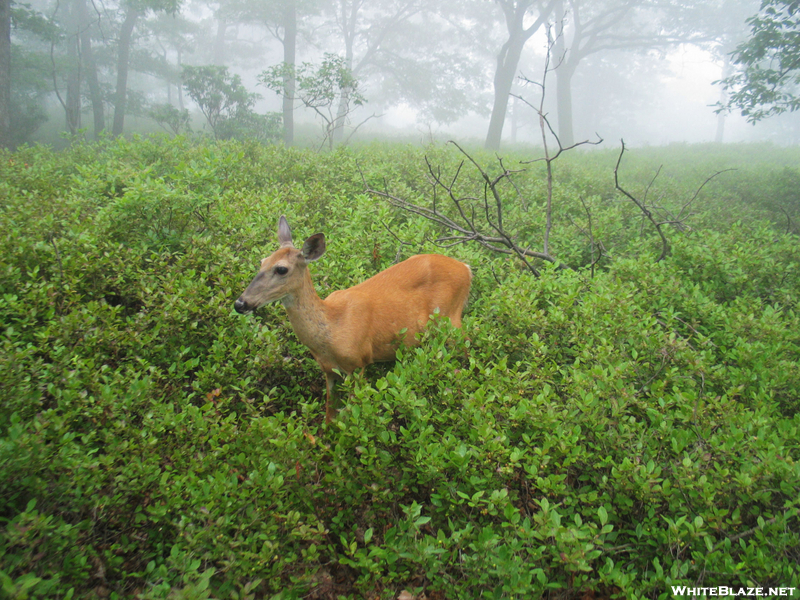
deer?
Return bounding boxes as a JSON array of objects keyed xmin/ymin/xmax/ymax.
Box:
[{"xmin": 234, "ymin": 215, "xmax": 472, "ymax": 423}]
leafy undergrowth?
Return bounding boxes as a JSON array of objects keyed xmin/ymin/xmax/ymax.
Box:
[{"xmin": 0, "ymin": 136, "xmax": 798, "ymax": 599}]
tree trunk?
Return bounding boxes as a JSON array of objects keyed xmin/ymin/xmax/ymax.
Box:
[
  {"xmin": 65, "ymin": 11, "xmax": 82, "ymax": 135},
  {"xmin": 282, "ymin": 0, "xmax": 296, "ymax": 146},
  {"xmin": 79, "ymin": 0, "xmax": 105, "ymax": 138},
  {"xmin": 485, "ymin": 35, "xmax": 525, "ymax": 150},
  {"xmin": 485, "ymin": 0, "xmax": 556, "ymax": 150},
  {"xmin": 552, "ymin": 2, "xmax": 575, "ymax": 148},
  {"xmin": 177, "ymin": 47, "xmax": 184, "ymax": 111},
  {"xmin": 332, "ymin": 51, "xmax": 354, "ymax": 145},
  {"xmin": 0, "ymin": 0, "xmax": 12, "ymax": 149},
  {"xmin": 112, "ymin": 8, "xmax": 140, "ymax": 137},
  {"xmin": 714, "ymin": 103, "xmax": 726, "ymax": 144},
  {"xmin": 213, "ymin": 19, "xmax": 227, "ymax": 65},
  {"xmin": 510, "ymin": 94, "xmax": 518, "ymax": 143},
  {"xmin": 332, "ymin": 0, "xmax": 357, "ymax": 146},
  {"xmin": 555, "ymin": 62, "xmax": 575, "ymax": 147},
  {"xmin": 715, "ymin": 53, "xmax": 731, "ymax": 143},
  {"xmin": 166, "ymin": 48, "xmax": 172, "ymax": 105}
]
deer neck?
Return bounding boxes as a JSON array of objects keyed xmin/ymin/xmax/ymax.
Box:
[{"xmin": 281, "ymin": 268, "xmax": 331, "ymax": 354}]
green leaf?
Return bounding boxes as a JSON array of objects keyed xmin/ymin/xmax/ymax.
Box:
[{"xmin": 598, "ymin": 506, "xmax": 608, "ymax": 527}]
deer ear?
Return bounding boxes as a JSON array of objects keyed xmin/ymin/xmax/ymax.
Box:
[
  {"xmin": 301, "ymin": 233, "xmax": 326, "ymax": 262},
  {"xmin": 278, "ymin": 215, "xmax": 294, "ymax": 247}
]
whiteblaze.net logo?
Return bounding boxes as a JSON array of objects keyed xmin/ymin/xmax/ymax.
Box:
[{"xmin": 672, "ymin": 587, "xmax": 796, "ymax": 597}]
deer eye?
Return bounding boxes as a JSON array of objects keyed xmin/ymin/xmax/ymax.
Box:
[{"xmin": 275, "ymin": 266, "xmax": 289, "ymax": 276}]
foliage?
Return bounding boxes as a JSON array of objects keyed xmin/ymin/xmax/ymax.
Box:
[
  {"xmin": 720, "ymin": 0, "xmax": 800, "ymax": 122},
  {"xmin": 10, "ymin": 4, "xmax": 59, "ymax": 41},
  {"xmin": 6, "ymin": 5, "xmax": 58, "ymax": 146},
  {"xmin": 260, "ymin": 54, "xmax": 367, "ymax": 150},
  {"xmin": 149, "ymin": 103, "xmax": 192, "ymax": 136},
  {"xmin": 0, "ymin": 137, "xmax": 799, "ymax": 599},
  {"xmin": 182, "ymin": 65, "xmax": 281, "ymax": 142}
]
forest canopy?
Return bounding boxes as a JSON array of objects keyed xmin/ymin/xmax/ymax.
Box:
[{"xmin": 3, "ymin": 0, "xmax": 800, "ymax": 149}]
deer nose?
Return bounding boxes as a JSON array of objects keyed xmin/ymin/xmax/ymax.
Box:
[{"xmin": 233, "ymin": 298, "xmax": 250, "ymax": 314}]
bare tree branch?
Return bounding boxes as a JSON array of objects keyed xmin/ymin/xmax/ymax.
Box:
[
  {"xmin": 615, "ymin": 140, "xmax": 671, "ymax": 262},
  {"xmin": 614, "ymin": 140, "xmax": 734, "ymax": 263},
  {"xmin": 359, "ymin": 149, "xmax": 559, "ymax": 276}
]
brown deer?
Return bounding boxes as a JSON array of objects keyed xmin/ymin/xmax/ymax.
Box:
[{"xmin": 234, "ymin": 216, "xmax": 472, "ymax": 423}]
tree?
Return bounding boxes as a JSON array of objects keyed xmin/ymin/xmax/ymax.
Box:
[
  {"xmin": 149, "ymin": 102, "xmax": 190, "ymax": 134},
  {"xmin": 183, "ymin": 64, "xmax": 280, "ymax": 141},
  {"xmin": 279, "ymin": 0, "xmax": 297, "ymax": 146},
  {"xmin": 315, "ymin": 0, "xmax": 489, "ymax": 136},
  {"xmin": 0, "ymin": 0, "xmax": 10, "ymax": 149},
  {"xmin": 485, "ymin": 0, "xmax": 557, "ymax": 150},
  {"xmin": 52, "ymin": 0, "xmax": 83, "ymax": 135},
  {"xmin": 323, "ymin": 0, "xmax": 419, "ymax": 142},
  {"xmin": 113, "ymin": 6, "xmax": 141, "ymax": 136},
  {"xmin": 232, "ymin": 0, "xmax": 318, "ymax": 146},
  {"xmin": 549, "ymin": 0, "xmax": 643, "ymax": 147},
  {"xmin": 260, "ymin": 54, "xmax": 367, "ymax": 150},
  {"xmin": 112, "ymin": 0, "xmax": 181, "ymax": 137},
  {"xmin": 544, "ymin": 0, "xmax": 734, "ymax": 147},
  {"xmin": 719, "ymin": 0, "xmax": 800, "ymax": 121},
  {"xmin": 4, "ymin": 2, "xmax": 58, "ymax": 147},
  {"xmin": 79, "ymin": 0, "xmax": 105, "ymax": 138},
  {"xmin": 147, "ymin": 11, "xmax": 199, "ymax": 113},
  {"xmin": 44, "ymin": 0, "xmax": 110, "ymax": 137},
  {"xmin": 703, "ymin": 0, "xmax": 759, "ymax": 141}
]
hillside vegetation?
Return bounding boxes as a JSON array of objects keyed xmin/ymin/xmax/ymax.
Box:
[{"xmin": 1, "ymin": 137, "xmax": 799, "ymax": 599}]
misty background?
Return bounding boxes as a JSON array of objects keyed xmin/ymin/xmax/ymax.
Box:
[{"xmin": 4, "ymin": 0, "xmax": 800, "ymax": 150}]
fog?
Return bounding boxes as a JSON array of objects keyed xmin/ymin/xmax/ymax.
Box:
[{"xmin": 5, "ymin": 0, "xmax": 800, "ymax": 150}]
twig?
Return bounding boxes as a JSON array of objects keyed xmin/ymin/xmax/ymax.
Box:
[
  {"xmin": 778, "ymin": 207, "xmax": 795, "ymax": 235},
  {"xmin": 643, "ymin": 165, "xmax": 663, "ymax": 205},
  {"xmin": 490, "ymin": 265, "xmax": 503, "ymax": 286},
  {"xmin": 577, "ymin": 196, "xmax": 604, "ymax": 277},
  {"xmin": 614, "ymin": 141, "xmax": 734, "ymax": 263},
  {"xmin": 513, "ymin": 24, "xmax": 602, "ymax": 256},
  {"xmin": 709, "ymin": 504, "xmax": 799, "ymax": 554},
  {"xmin": 379, "ymin": 219, "xmax": 414, "ymax": 249},
  {"xmin": 614, "ymin": 140, "xmax": 671, "ymax": 262},
  {"xmin": 49, "ymin": 235, "xmax": 64, "ymax": 282},
  {"xmin": 361, "ymin": 152, "xmax": 558, "ymax": 275}
]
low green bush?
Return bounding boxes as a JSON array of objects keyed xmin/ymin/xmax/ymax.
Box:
[{"xmin": 0, "ymin": 137, "xmax": 798, "ymax": 599}]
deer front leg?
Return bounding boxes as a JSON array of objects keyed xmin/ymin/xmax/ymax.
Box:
[{"xmin": 323, "ymin": 370, "xmax": 342, "ymax": 424}]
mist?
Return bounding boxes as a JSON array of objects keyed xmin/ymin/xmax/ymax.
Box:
[{"xmin": 4, "ymin": 0, "xmax": 799, "ymax": 150}]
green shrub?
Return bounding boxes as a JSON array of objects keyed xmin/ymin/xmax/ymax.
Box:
[{"xmin": 1, "ymin": 137, "xmax": 798, "ymax": 599}]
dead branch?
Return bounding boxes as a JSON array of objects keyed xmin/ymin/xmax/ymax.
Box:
[
  {"xmin": 360, "ymin": 23, "xmax": 605, "ymax": 277},
  {"xmin": 642, "ymin": 165, "xmax": 663, "ymax": 206},
  {"xmin": 380, "ymin": 219, "xmax": 418, "ymax": 263},
  {"xmin": 514, "ymin": 23, "xmax": 603, "ymax": 256},
  {"xmin": 778, "ymin": 206, "xmax": 796, "ymax": 235},
  {"xmin": 360, "ymin": 146, "xmax": 564, "ymax": 276},
  {"xmin": 570, "ymin": 196, "xmax": 606, "ymax": 278},
  {"xmin": 614, "ymin": 140, "xmax": 734, "ymax": 263},
  {"xmin": 615, "ymin": 141, "xmax": 676, "ymax": 262}
]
